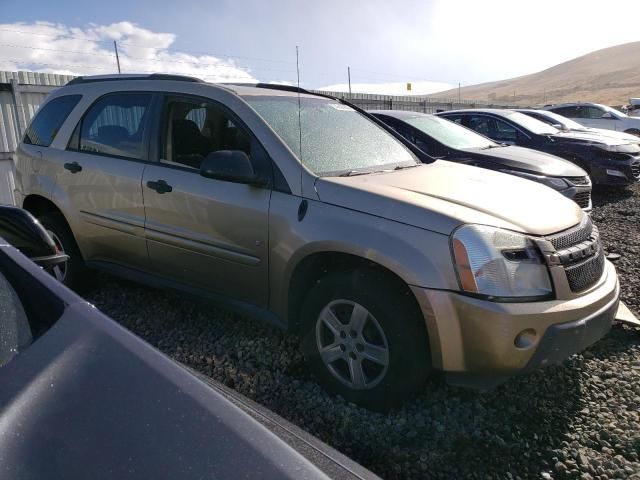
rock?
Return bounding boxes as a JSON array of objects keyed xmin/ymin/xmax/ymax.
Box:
[{"xmin": 85, "ymin": 183, "xmax": 640, "ymax": 480}]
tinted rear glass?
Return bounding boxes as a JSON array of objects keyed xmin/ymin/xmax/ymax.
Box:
[
  {"xmin": 23, "ymin": 95, "xmax": 81, "ymax": 147},
  {"xmin": 79, "ymin": 93, "xmax": 152, "ymax": 160},
  {"xmin": 404, "ymin": 115, "xmax": 495, "ymax": 149}
]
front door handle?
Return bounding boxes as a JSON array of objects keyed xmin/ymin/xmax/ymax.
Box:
[
  {"xmin": 146, "ymin": 179, "xmax": 173, "ymax": 194},
  {"xmin": 63, "ymin": 162, "xmax": 82, "ymax": 174}
]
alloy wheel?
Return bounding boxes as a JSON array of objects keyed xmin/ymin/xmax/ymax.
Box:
[
  {"xmin": 46, "ymin": 229, "xmax": 68, "ymax": 283},
  {"xmin": 315, "ymin": 299, "xmax": 389, "ymax": 390}
]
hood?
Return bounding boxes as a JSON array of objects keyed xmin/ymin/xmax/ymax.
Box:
[
  {"xmin": 583, "ymin": 127, "xmax": 640, "ymax": 144},
  {"xmin": 462, "ymin": 145, "xmax": 587, "ymax": 177},
  {"xmin": 315, "ymin": 161, "xmax": 583, "ymax": 236},
  {"xmin": 552, "ymin": 131, "xmax": 640, "ymax": 153}
]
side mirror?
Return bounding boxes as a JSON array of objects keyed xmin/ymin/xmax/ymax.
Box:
[
  {"xmin": 200, "ymin": 150, "xmax": 265, "ymax": 185},
  {"xmin": 601, "ymin": 112, "xmax": 614, "ymax": 119}
]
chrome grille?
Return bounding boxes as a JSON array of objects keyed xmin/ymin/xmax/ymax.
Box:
[
  {"xmin": 572, "ymin": 191, "xmax": 591, "ymax": 209},
  {"xmin": 546, "ymin": 216, "xmax": 593, "ymax": 250},
  {"xmin": 565, "ymin": 176, "xmax": 590, "ymax": 186},
  {"xmin": 546, "ymin": 217, "xmax": 604, "ymax": 293},
  {"xmin": 565, "ymin": 249, "xmax": 605, "ymax": 293}
]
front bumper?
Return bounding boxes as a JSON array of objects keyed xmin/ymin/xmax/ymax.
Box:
[
  {"xmin": 589, "ymin": 156, "xmax": 640, "ymax": 186},
  {"xmin": 410, "ymin": 260, "xmax": 619, "ymax": 380}
]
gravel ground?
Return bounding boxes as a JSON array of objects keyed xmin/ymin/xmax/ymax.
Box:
[{"xmin": 87, "ymin": 184, "xmax": 640, "ymax": 480}]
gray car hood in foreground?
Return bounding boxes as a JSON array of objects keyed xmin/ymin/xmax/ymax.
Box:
[
  {"xmin": 315, "ymin": 161, "xmax": 583, "ymax": 236},
  {"xmin": 0, "ymin": 243, "xmax": 377, "ymax": 480},
  {"xmin": 466, "ymin": 145, "xmax": 587, "ymax": 176}
]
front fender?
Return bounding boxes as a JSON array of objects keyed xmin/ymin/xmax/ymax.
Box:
[{"xmin": 268, "ymin": 192, "xmax": 458, "ymax": 323}]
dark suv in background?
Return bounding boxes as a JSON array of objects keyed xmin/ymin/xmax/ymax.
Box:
[
  {"xmin": 437, "ymin": 109, "xmax": 640, "ymax": 186},
  {"xmin": 370, "ymin": 110, "xmax": 592, "ymax": 210}
]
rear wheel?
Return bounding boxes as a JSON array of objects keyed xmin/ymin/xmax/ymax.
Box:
[
  {"xmin": 37, "ymin": 213, "xmax": 89, "ymax": 292},
  {"xmin": 624, "ymin": 128, "xmax": 640, "ymax": 136},
  {"xmin": 300, "ymin": 269, "xmax": 431, "ymax": 411}
]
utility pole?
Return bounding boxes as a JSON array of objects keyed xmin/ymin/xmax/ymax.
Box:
[
  {"xmin": 113, "ymin": 40, "xmax": 121, "ymax": 74},
  {"xmin": 458, "ymin": 82, "xmax": 461, "ymax": 103},
  {"xmin": 347, "ymin": 66, "xmax": 352, "ymax": 96}
]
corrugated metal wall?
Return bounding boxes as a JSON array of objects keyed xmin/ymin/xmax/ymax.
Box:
[
  {"xmin": 0, "ymin": 71, "xmax": 73, "ymax": 205},
  {"xmin": 310, "ymin": 90, "xmax": 518, "ymax": 113}
]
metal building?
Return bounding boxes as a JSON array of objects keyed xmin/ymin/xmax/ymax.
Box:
[{"xmin": 0, "ymin": 71, "xmax": 73, "ymax": 205}]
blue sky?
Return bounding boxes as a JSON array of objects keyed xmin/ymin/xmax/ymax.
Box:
[{"xmin": 2, "ymin": 0, "xmax": 640, "ymax": 95}]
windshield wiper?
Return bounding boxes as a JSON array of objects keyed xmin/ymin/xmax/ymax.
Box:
[
  {"xmin": 393, "ymin": 163, "xmax": 421, "ymax": 170},
  {"xmin": 338, "ymin": 170, "xmax": 375, "ymax": 177},
  {"xmin": 339, "ymin": 164, "xmax": 420, "ymax": 176},
  {"xmin": 480, "ymin": 144, "xmax": 504, "ymax": 149}
]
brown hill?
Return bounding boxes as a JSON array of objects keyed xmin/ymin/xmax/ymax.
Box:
[{"xmin": 429, "ymin": 42, "xmax": 640, "ymax": 106}]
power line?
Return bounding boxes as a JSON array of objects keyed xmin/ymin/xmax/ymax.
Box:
[
  {"xmin": 0, "ymin": 27, "xmax": 112, "ymax": 43},
  {"xmin": 0, "ymin": 59, "xmax": 112, "ymax": 70},
  {"xmin": 117, "ymin": 42, "xmax": 294, "ymax": 64},
  {"xmin": 0, "ymin": 27, "xmax": 294, "ymax": 64},
  {"xmin": 0, "ymin": 43, "xmax": 297, "ymax": 74},
  {"xmin": 0, "ymin": 42, "xmax": 116, "ymax": 57},
  {"xmin": 0, "ymin": 59, "xmax": 263, "ymax": 81}
]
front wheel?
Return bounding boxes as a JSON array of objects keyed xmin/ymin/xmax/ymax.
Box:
[
  {"xmin": 300, "ymin": 270, "xmax": 431, "ymax": 411},
  {"xmin": 38, "ymin": 213, "xmax": 89, "ymax": 292}
]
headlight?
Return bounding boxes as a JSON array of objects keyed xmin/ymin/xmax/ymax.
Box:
[
  {"xmin": 451, "ymin": 224, "xmax": 553, "ymax": 300},
  {"xmin": 500, "ymin": 169, "xmax": 567, "ymax": 190}
]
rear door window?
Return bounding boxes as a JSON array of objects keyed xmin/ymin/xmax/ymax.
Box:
[
  {"xmin": 582, "ymin": 106, "xmax": 607, "ymax": 119},
  {"xmin": 443, "ymin": 115, "xmax": 465, "ymax": 125},
  {"xmin": 76, "ymin": 93, "xmax": 152, "ymax": 160},
  {"xmin": 550, "ymin": 106, "xmax": 579, "ymax": 118},
  {"xmin": 467, "ymin": 115, "xmax": 493, "ymax": 137},
  {"xmin": 23, "ymin": 95, "xmax": 81, "ymax": 147},
  {"xmin": 493, "ymin": 118, "xmax": 518, "ymax": 142},
  {"xmin": 468, "ymin": 116, "xmax": 517, "ymax": 143}
]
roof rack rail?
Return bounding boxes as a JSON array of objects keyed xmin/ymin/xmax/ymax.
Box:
[
  {"xmin": 222, "ymin": 82, "xmax": 314, "ymax": 95},
  {"xmin": 67, "ymin": 73, "xmax": 204, "ymax": 86},
  {"xmin": 224, "ymin": 83, "xmax": 351, "ymax": 105}
]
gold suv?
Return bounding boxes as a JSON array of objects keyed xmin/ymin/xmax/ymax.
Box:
[{"xmin": 14, "ymin": 75, "xmax": 619, "ymax": 410}]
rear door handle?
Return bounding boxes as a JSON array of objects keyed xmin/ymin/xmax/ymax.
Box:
[
  {"xmin": 63, "ymin": 162, "xmax": 82, "ymax": 174},
  {"xmin": 146, "ymin": 179, "xmax": 173, "ymax": 194}
]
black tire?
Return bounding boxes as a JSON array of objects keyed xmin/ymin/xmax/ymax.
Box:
[
  {"xmin": 624, "ymin": 129, "xmax": 640, "ymax": 137},
  {"xmin": 37, "ymin": 212, "xmax": 90, "ymax": 292},
  {"xmin": 300, "ymin": 269, "xmax": 431, "ymax": 411}
]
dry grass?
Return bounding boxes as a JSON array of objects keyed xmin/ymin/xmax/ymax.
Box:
[{"xmin": 429, "ymin": 41, "xmax": 640, "ymax": 106}]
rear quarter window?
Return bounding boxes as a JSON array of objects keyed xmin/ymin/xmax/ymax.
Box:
[{"xmin": 23, "ymin": 95, "xmax": 82, "ymax": 147}]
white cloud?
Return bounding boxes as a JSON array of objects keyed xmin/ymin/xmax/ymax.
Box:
[
  {"xmin": 318, "ymin": 81, "xmax": 453, "ymax": 96},
  {"xmin": 0, "ymin": 21, "xmax": 257, "ymax": 82}
]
